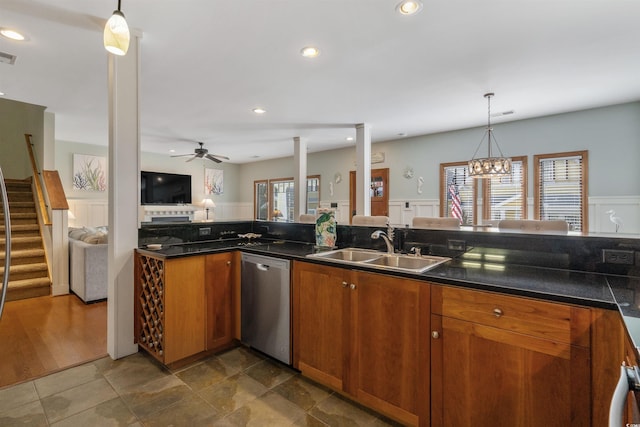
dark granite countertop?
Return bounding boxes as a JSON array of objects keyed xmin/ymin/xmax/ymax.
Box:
[{"xmin": 136, "ymin": 237, "xmax": 640, "ymax": 354}]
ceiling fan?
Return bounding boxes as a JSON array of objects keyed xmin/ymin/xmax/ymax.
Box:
[{"xmin": 171, "ymin": 142, "xmax": 229, "ymax": 163}]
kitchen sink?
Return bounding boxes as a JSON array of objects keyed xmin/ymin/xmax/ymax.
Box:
[
  {"xmin": 310, "ymin": 248, "xmax": 382, "ymax": 262},
  {"xmin": 307, "ymin": 248, "xmax": 449, "ymax": 273},
  {"xmin": 364, "ymin": 254, "xmax": 449, "ymax": 273}
]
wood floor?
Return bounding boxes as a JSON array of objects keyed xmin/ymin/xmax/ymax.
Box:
[{"xmin": 0, "ymin": 294, "xmax": 107, "ymax": 389}]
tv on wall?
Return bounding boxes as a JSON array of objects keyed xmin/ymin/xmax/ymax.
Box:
[{"xmin": 141, "ymin": 171, "xmax": 192, "ymax": 205}]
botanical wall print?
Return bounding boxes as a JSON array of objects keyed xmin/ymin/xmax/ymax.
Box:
[
  {"xmin": 73, "ymin": 154, "xmax": 107, "ymax": 191},
  {"xmin": 205, "ymin": 168, "xmax": 223, "ymax": 195}
]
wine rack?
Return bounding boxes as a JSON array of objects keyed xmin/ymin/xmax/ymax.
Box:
[{"xmin": 137, "ymin": 254, "xmax": 165, "ymax": 360}]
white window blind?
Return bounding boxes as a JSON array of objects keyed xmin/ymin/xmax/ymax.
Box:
[
  {"xmin": 536, "ymin": 152, "xmax": 587, "ymax": 232},
  {"xmin": 442, "ymin": 165, "xmax": 475, "ymax": 225},
  {"xmin": 486, "ymin": 158, "xmax": 526, "ymax": 221}
]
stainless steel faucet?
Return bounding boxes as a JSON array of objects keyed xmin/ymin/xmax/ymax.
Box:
[{"xmin": 371, "ymin": 224, "xmax": 395, "ymax": 254}]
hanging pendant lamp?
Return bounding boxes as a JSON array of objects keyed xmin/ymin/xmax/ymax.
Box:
[
  {"xmin": 468, "ymin": 93, "xmax": 512, "ymax": 178},
  {"xmin": 104, "ymin": 0, "xmax": 130, "ymax": 56}
]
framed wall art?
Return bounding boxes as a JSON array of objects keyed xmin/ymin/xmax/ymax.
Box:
[
  {"xmin": 205, "ymin": 168, "xmax": 223, "ymax": 195},
  {"xmin": 73, "ymin": 154, "xmax": 107, "ymax": 191}
]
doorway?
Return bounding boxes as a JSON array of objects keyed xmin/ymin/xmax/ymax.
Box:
[{"xmin": 349, "ymin": 168, "xmax": 389, "ymax": 223}]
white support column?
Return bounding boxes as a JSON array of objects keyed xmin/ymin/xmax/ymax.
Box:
[
  {"xmin": 293, "ymin": 136, "xmax": 307, "ymax": 221},
  {"xmin": 355, "ymin": 123, "xmax": 372, "ymax": 216},
  {"xmin": 107, "ymin": 33, "xmax": 142, "ymax": 359}
]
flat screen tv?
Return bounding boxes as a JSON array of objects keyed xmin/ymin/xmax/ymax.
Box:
[{"xmin": 141, "ymin": 171, "xmax": 192, "ymax": 205}]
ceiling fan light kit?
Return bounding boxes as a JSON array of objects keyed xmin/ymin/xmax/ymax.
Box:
[
  {"xmin": 104, "ymin": 0, "xmax": 130, "ymax": 56},
  {"xmin": 171, "ymin": 142, "xmax": 230, "ymax": 163}
]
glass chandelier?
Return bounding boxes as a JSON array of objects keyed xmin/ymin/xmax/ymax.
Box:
[
  {"xmin": 104, "ymin": 0, "xmax": 130, "ymax": 56},
  {"xmin": 468, "ymin": 93, "xmax": 512, "ymax": 178}
]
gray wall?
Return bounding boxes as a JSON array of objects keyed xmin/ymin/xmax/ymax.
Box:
[
  {"xmin": 237, "ymin": 101, "xmax": 640, "ymax": 202},
  {"xmin": 0, "ymin": 98, "xmax": 46, "ymax": 179}
]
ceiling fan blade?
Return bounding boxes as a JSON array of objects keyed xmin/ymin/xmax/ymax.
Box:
[
  {"xmin": 185, "ymin": 156, "xmax": 197, "ymax": 162},
  {"xmin": 205, "ymin": 154, "xmax": 223, "ymax": 163},
  {"xmin": 171, "ymin": 154, "xmax": 193, "ymax": 157},
  {"xmin": 210, "ymin": 153, "xmax": 230, "ymax": 161}
]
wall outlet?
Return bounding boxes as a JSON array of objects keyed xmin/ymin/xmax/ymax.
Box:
[
  {"xmin": 447, "ymin": 239, "xmax": 466, "ymax": 251},
  {"xmin": 199, "ymin": 227, "xmax": 211, "ymax": 236},
  {"xmin": 602, "ymin": 249, "xmax": 635, "ymax": 265}
]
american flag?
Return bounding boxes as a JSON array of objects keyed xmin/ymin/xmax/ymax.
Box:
[{"xmin": 449, "ymin": 184, "xmax": 463, "ymax": 222}]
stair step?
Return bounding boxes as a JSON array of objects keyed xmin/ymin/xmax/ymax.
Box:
[
  {"xmin": 2, "ymin": 277, "xmax": 51, "ymax": 302},
  {"xmin": 0, "ymin": 263, "xmax": 48, "ymax": 281},
  {"xmin": 0, "ymin": 236, "xmax": 43, "ymax": 250},
  {"xmin": 0, "ymin": 224, "xmax": 40, "ymax": 236},
  {"xmin": 0, "ymin": 248, "xmax": 46, "ymax": 265}
]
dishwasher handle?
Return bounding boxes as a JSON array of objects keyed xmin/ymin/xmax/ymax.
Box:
[
  {"xmin": 609, "ymin": 363, "xmax": 640, "ymax": 427},
  {"xmin": 256, "ymin": 263, "xmax": 270, "ymax": 272}
]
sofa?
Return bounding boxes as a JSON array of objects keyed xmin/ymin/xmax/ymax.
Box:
[{"xmin": 68, "ymin": 227, "xmax": 108, "ymax": 303}]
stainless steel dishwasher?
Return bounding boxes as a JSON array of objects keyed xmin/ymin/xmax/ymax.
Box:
[{"xmin": 241, "ymin": 253, "xmax": 291, "ymax": 364}]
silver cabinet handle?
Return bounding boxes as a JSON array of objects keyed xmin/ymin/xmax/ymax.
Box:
[
  {"xmin": 226, "ymin": 261, "xmax": 231, "ymax": 266},
  {"xmin": 431, "ymin": 331, "xmax": 440, "ymax": 339},
  {"xmin": 350, "ymin": 284, "xmax": 357, "ymax": 290},
  {"xmin": 493, "ymin": 308, "xmax": 503, "ymax": 318},
  {"xmin": 256, "ymin": 263, "xmax": 269, "ymax": 271},
  {"xmin": 341, "ymin": 281, "xmax": 348, "ymax": 288}
]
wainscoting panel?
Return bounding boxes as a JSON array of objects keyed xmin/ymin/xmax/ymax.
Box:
[
  {"xmin": 67, "ymin": 199, "xmax": 108, "ymax": 228},
  {"xmin": 68, "ymin": 196, "xmax": 640, "ymax": 235}
]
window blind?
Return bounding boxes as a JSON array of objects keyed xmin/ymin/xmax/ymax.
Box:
[
  {"xmin": 535, "ymin": 152, "xmax": 587, "ymax": 232},
  {"xmin": 485, "ymin": 158, "xmax": 526, "ymax": 221},
  {"xmin": 442, "ymin": 164, "xmax": 475, "ymax": 225}
]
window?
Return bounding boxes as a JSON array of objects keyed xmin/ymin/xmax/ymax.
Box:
[
  {"xmin": 254, "ymin": 180, "xmax": 269, "ymax": 220},
  {"xmin": 483, "ymin": 156, "xmax": 528, "ymax": 222},
  {"xmin": 270, "ymin": 178, "xmax": 295, "ymax": 221},
  {"xmin": 534, "ymin": 150, "xmax": 588, "ymax": 232},
  {"xmin": 253, "ymin": 176, "xmax": 321, "ymax": 221},
  {"xmin": 440, "ymin": 162, "xmax": 477, "ymax": 225}
]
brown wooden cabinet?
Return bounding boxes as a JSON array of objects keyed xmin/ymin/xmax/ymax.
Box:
[
  {"xmin": 135, "ymin": 253, "xmax": 206, "ymax": 365},
  {"xmin": 293, "ymin": 261, "xmax": 429, "ymax": 426},
  {"xmin": 205, "ymin": 252, "xmax": 236, "ymax": 351},
  {"xmin": 431, "ymin": 285, "xmax": 592, "ymax": 426},
  {"xmin": 135, "ymin": 251, "xmax": 237, "ymax": 367}
]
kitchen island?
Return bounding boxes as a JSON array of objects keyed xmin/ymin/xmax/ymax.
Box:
[{"xmin": 136, "ymin": 220, "xmax": 640, "ymax": 426}]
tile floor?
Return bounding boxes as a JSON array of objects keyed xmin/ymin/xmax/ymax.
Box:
[{"xmin": 0, "ymin": 346, "xmax": 403, "ymax": 426}]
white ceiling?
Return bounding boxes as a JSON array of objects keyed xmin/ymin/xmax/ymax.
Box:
[{"xmin": 1, "ymin": 0, "xmax": 639, "ymax": 164}]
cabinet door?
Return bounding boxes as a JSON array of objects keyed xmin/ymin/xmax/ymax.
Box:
[
  {"xmin": 164, "ymin": 256, "xmax": 206, "ymax": 364},
  {"xmin": 205, "ymin": 252, "xmax": 234, "ymax": 350},
  {"xmin": 293, "ymin": 262, "xmax": 349, "ymax": 390},
  {"xmin": 350, "ymin": 271, "xmax": 429, "ymax": 426},
  {"xmin": 431, "ymin": 315, "xmax": 590, "ymax": 427}
]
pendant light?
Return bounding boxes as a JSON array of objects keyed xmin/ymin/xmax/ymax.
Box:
[
  {"xmin": 104, "ymin": 0, "xmax": 130, "ymax": 56},
  {"xmin": 468, "ymin": 93, "xmax": 512, "ymax": 178}
]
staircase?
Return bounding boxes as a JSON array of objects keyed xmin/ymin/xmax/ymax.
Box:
[{"xmin": 0, "ymin": 178, "xmax": 51, "ymax": 301}]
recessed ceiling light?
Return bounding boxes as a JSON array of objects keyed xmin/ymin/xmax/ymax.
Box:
[
  {"xmin": 252, "ymin": 107, "xmax": 266, "ymax": 114},
  {"xmin": 300, "ymin": 46, "xmax": 320, "ymax": 58},
  {"xmin": 396, "ymin": 0, "xmax": 423, "ymax": 15},
  {"xmin": 346, "ymin": 137, "xmax": 354, "ymax": 141},
  {"xmin": 0, "ymin": 28, "xmax": 27, "ymax": 41},
  {"xmin": 0, "ymin": 91, "xmax": 5, "ymax": 96},
  {"xmin": 169, "ymin": 149, "xmax": 175, "ymax": 153}
]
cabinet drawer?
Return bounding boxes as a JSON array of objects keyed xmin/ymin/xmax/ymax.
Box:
[{"xmin": 437, "ymin": 286, "xmax": 580, "ymax": 344}]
